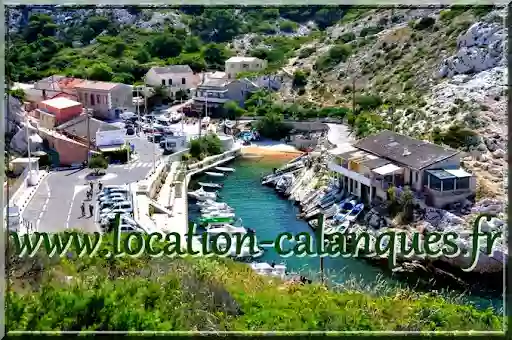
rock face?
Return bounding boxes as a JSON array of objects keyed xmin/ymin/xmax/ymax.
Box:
[{"xmin": 438, "ymin": 22, "xmax": 506, "ymax": 78}]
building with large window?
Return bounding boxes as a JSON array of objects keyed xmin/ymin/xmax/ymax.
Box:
[{"xmin": 327, "ymin": 130, "xmax": 476, "ymax": 208}]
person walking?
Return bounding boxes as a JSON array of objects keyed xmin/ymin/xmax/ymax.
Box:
[
  {"xmin": 98, "ymin": 181, "xmax": 103, "ymax": 192},
  {"xmin": 89, "ymin": 181, "xmax": 94, "ymax": 192},
  {"xmin": 80, "ymin": 202, "xmax": 85, "ymax": 217},
  {"xmin": 89, "ymin": 203, "xmax": 94, "ymax": 217}
]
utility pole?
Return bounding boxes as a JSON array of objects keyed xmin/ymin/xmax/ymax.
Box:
[{"xmin": 86, "ymin": 108, "xmax": 92, "ymax": 164}]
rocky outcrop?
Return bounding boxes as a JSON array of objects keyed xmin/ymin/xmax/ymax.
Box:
[{"xmin": 438, "ymin": 22, "xmax": 506, "ymax": 78}]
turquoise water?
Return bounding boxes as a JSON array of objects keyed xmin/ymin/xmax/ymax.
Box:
[{"xmin": 188, "ymin": 158, "xmax": 503, "ymax": 312}]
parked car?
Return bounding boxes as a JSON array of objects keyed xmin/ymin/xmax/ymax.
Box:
[{"xmin": 148, "ymin": 133, "xmax": 163, "ymax": 143}]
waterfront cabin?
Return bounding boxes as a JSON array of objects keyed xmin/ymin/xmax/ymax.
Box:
[{"xmin": 327, "ymin": 130, "xmax": 476, "ymax": 208}]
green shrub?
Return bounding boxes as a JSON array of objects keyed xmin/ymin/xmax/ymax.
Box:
[
  {"xmin": 292, "ymin": 70, "xmax": 309, "ymax": 88},
  {"xmin": 189, "ymin": 134, "xmax": 223, "ymax": 160},
  {"xmin": 314, "ymin": 44, "xmax": 352, "ymax": 71}
]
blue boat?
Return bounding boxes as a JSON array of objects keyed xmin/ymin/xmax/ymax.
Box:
[
  {"xmin": 334, "ymin": 199, "xmax": 357, "ymax": 222},
  {"xmin": 346, "ymin": 203, "xmax": 364, "ymax": 222}
]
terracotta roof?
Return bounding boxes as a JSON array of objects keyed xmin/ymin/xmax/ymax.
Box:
[
  {"xmin": 57, "ymin": 77, "xmax": 86, "ymax": 90},
  {"xmin": 74, "ymin": 81, "xmax": 120, "ymax": 91}
]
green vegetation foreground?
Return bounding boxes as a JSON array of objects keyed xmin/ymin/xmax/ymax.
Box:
[{"xmin": 6, "ymin": 232, "xmax": 502, "ymax": 331}]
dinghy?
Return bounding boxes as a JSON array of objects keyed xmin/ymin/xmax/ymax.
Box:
[
  {"xmin": 205, "ymin": 171, "xmax": 225, "ymax": 177},
  {"xmin": 202, "ymin": 211, "xmax": 236, "ymax": 219},
  {"xmin": 188, "ymin": 187, "xmax": 217, "ymax": 201},
  {"xmin": 197, "ymin": 200, "xmax": 230, "ymax": 209},
  {"xmin": 334, "ymin": 199, "xmax": 357, "ymax": 222},
  {"xmin": 198, "ymin": 182, "xmax": 223, "ymax": 189},
  {"xmin": 346, "ymin": 203, "xmax": 364, "ymax": 222},
  {"xmin": 207, "ymin": 225, "xmax": 247, "ymax": 235},
  {"xmin": 215, "ymin": 166, "xmax": 235, "ymax": 172}
]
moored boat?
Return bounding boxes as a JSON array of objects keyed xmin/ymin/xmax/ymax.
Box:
[
  {"xmin": 198, "ymin": 182, "xmax": 223, "ymax": 189},
  {"xmin": 188, "ymin": 187, "xmax": 217, "ymax": 201},
  {"xmin": 205, "ymin": 171, "xmax": 225, "ymax": 177}
]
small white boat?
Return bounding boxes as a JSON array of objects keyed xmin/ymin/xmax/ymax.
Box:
[
  {"xmin": 207, "ymin": 225, "xmax": 247, "ymax": 235},
  {"xmin": 250, "ymin": 262, "xmax": 287, "ymax": 279},
  {"xmin": 205, "ymin": 171, "xmax": 225, "ymax": 177},
  {"xmin": 202, "ymin": 211, "xmax": 236, "ymax": 219},
  {"xmin": 201, "ymin": 205, "xmax": 234, "ymax": 213},
  {"xmin": 188, "ymin": 187, "xmax": 217, "ymax": 201},
  {"xmin": 198, "ymin": 182, "xmax": 223, "ymax": 189},
  {"xmin": 346, "ymin": 203, "xmax": 364, "ymax": 222},
  {"xmin": 215, "ymin": 166, "xmax": 235, "ymax": 172},
  {"xmin": 197, "ymin": 200, "xmax": 230, "ymax": 209}
]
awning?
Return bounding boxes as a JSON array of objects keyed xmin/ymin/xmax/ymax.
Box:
[
  {"xmin": 445, "ymin": 168, "xmax": 472, "ymax": 178},
  {"xmin": 372, "ymin": 163, "xmax": 401, "ymax": 175},
  {"xmin": 426, "ymin": 169, "xmax": 455, "ymax": 180},
  {"xmin": 98, "ymin": 144, "xmax": 125, "ymax": 152}
]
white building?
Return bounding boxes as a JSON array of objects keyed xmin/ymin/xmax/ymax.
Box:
[
  {"xmin": 145, "ymin": 65, "xmax": 199, "ymax": 98},
  {"xmin": 74, "ymin": 81, "xmax": 133, "ymax": 121},
  {"xmin": 225, "ymin": 57, "xmax": 267, "ymax": 80}
]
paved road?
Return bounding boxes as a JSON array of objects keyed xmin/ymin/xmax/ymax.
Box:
[{"xmin": 22, "ymin": 133, "xmax": 163, "ymax": 233}]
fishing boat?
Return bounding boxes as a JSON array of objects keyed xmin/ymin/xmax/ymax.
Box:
[
  {"xmin": 205, "ymin": 171, "xmax": 225, "ymax": 177},
  {"xmin": 250, "ymin": 262, "xmax": 287, "ymax": 279},
  {"xmin": 207, "ymin": 225, "xmax": 247, "ymax": 235},
  {"xmin": 202, "ymin": 211, "xmax": 236, "ymax": 219},
  {"xmin": 197, "ymin": 200, "xmax": 230, "ymax": 209},
  {"xmin": 275, "ymin": 173, "xmax": 294, "ymax": 194},
  {"xmin": 346, "ymin": 203, "xmax": 364, "ymax": 222},
  {"xmin": 198, "ymin": 215, "xmax": 235, "ymax": 225},
  {"xmin": 215, "ymin": 166, "xmax": 235, "ymax": 172},
  {"xmin": 201, "ymin": 204, "xmax": 234, "ymax": 213},
  {"xmin": 198, "ymin": 182, "xmax": 223, "ymax": 189},
  {"xmin": 334, "ymin": 199, "xmax": 357, "ymax": 222},
  {"xmin": 188, "ymin": 187, "xmax": 217, "ymax": 201}
]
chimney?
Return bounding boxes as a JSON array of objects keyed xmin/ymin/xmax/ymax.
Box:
[{"xmin": 403, "ymin": 148, "xmax": 411, "ymax": 156}]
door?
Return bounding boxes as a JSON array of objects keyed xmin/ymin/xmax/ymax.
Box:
[{"xmin": 361, "ymin": 184, "xmax": 369, "ymax": 204}]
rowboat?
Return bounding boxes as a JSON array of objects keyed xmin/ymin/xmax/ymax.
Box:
[
  {"xmin": 334, "ymin": 199, "xmax": 357, "ymax": 222},
  {"xmin": 198, "ymin": 182, "xmax": 223, "ymax": 189},
  {"xmin": 205, "ymin": 171, "xmax": 225, "ymax": 177},
  {"xmin": 346, "ymin": 203, "xmax": 364, "ymax": 222},
  {"xmin": 215, "ymin": 166, "xmax": 235, "ymax": 172}
]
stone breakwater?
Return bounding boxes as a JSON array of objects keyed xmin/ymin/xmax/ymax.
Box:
[{"xmin": 262, "ymin": 153, "xmax": 506, "ymax": 294}]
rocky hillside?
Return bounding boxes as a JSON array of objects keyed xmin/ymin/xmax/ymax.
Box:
[{"xmin": 283, "ymin": 6, "xmax": 507, "ymax": 198}]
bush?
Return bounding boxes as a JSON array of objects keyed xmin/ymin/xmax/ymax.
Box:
[
  {"xmin": 292, "ymin": 70, "xmax": 309, "ymax": 88},
  {"xmin": 88, "ymin": 154, "xmax": 108, "ymax": 174},
  {"xmin": 189, "ymin": 134, "xmax": 223, "ymax": 160},
  {"xmin": 355, "ymin": 94, "xmax": 383, "ymax": 111},
  {"xmin": 255, "ymin": 112, "xmax": 292, "ymax": 140},
  {"xmin": 314, "ymin": 44, "xmax": 352, "ymax": 71}
]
